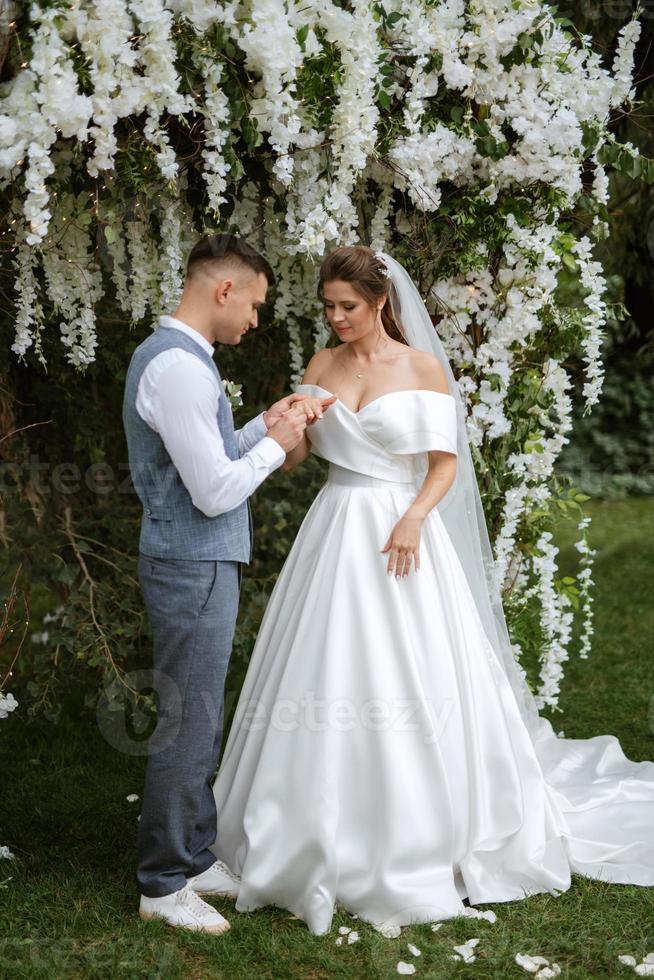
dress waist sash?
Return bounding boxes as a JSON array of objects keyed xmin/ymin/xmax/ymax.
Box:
[{"xmin": 326, "ymin": 463, "xmax": 416, "ymax": 490}]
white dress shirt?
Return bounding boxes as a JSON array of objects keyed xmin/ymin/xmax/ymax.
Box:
[{"xmin": 135, "ymin": 316, "xmax": 286, "ymax": 518}]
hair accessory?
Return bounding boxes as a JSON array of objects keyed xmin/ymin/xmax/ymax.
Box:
[{"xmin": 374, "ymin": 250, "xmax": 393, "ymax": 278}]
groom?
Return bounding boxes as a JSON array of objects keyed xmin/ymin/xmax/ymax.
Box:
[{"xmin": 122, "ymin": 233, "xmax": 334, "ymax": 934}]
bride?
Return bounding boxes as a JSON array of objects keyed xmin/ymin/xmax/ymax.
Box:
[{"xmin": 209, "ymin": 245, "xmax": 654, "ymax": 936}]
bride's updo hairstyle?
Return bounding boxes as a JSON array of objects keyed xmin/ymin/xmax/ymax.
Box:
[{"xmin": 318, "ymin": 245, "xmax": 409, "ymax": 346}]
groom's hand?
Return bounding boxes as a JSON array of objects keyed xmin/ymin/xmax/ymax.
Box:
[
  {"xmin": 264, "ymin": 394, "xmax": 336, "ymax": 428},
  {"xmin": 267, "ymin": 404, "xmax": 309, "ymax": 453}
]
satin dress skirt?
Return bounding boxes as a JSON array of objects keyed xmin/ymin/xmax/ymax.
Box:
[{"xmin": 210, "ymin": 468, "xmax": 654, "ymax": 935}]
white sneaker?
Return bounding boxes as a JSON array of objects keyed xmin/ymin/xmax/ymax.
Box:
[
  {"xmin": 139, "ymin": 883, "xmax": 231, "ymax": 934},
  {"xmin": 187, "ymin": 859, "xmax": 241, "ymax": 898}
]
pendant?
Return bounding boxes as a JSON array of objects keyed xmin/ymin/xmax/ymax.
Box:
[{"xmin": 356, "ymin": 373, "xmax": 362, "ymax": 379}]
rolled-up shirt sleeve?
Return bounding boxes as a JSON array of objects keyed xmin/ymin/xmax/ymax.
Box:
[
  {"xmin": 235, "ymin": 412, "xmax": 270, "ymax": 456},
  {"xmin": 137, "ymin": 356, "xmax": 285, "ymax": 518}
]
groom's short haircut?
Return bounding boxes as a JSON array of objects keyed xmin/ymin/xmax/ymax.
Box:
[{"xmin": 186, "ymin": 234, "xmax": 275, "ymax": 287}]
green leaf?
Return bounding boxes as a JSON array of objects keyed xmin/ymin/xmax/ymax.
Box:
[
  {"xmin": 377, "ymin": 88, "xmax": 392, "ymax": 110},
  {"xmin": 296, "ymin": 24, "xmax": 309, "ymax": 50}
]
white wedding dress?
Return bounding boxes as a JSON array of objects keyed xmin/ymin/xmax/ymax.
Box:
[{"xmin": 210, "ymin": 383, "xmax": 654, "ymax": 935}]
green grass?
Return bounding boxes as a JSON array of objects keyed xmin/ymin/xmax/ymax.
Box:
[{"xmin": 1, "ymin": 498, "xmax": 653, "ymax": 978}]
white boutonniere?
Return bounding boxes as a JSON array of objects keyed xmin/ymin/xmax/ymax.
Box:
[{"xmin": 221, "ymin": 378, "xmax": 244, "ymax": 410}]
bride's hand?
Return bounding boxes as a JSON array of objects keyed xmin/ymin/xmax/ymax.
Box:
[
  {"xmin": 264, "ymin": 394, "xmax": 336, "ymax": 427},
  {"xmin": 380, "ymin": 517, "xmax": 423, "ymax": 578},
  {"xmin": 294, "ymin": 394, "xmax": 337, "ymax": 424}
]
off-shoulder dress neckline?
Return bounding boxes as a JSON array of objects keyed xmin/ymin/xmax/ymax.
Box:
[{"xmin": 296, "ymin": 383, "xmax": 454, "ymax": 417}]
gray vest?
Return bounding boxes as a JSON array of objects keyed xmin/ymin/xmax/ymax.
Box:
[{"xmin": 122, "ymin": 326, "xmax": 253, "ymax": 562}]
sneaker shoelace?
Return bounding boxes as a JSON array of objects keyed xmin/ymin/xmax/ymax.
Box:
[
  {"xmin": 179, "ymin": 883, "xmax": 217, "ymax": 920},
  {"xmin": 213, "ymin": 859, "xmax": 240, "ymax": 884}
]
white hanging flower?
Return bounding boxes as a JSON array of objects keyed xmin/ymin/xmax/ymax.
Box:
[
  {"xmin": 40, "ymin": 193, "xmax": 103, "ymax": 367},
  {"xmin": 574, "ymin": 516, "xmax": 597, "ymax": 660},
  {"xmin": 610, "ymin": 17, "xmax": 642, "ymax": 108},
  {"xmin": 158, "ymin": 196, "xmax": 186, "ymax": 312},
  {"xmin": 12, "ymin": 239, "xmax": 45, "ymax": 362},
  {"xmin": 194, "ymin": 56, "xmax": 231, "ymax": 213},
  {"xmin": 0, "ymin": 693, "xmax": 18, "ymax": 720},
  {"xmin": 129, "ymin": 0, "xmax": 194, "ymax": 181},
  {"xmin": 389, "ymin": 126, "xmax": 476, "ymax": 212},
  {"xmin": 125, "ymin": 211, "xmax": 161, "ymax": 324},
  {"xmin": 67, "ymin": 0, "xmax": 144, "ymax": 177},
  {"xmin": 572, "ymin": 235, "xmax": 608, "ymax": 409},
  {"xmin": 239, "ymin": 0, "xmax": 304, "ymax": 186}
]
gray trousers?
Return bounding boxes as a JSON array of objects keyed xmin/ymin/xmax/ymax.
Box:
[{"xmin": 136, "ymin": 554, "xmax": 242, "ymax": 897}]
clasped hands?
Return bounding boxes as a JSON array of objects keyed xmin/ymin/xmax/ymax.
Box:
[{"xmin": 264, "ymin": 392, "xmax": 337, "ymax": 429}]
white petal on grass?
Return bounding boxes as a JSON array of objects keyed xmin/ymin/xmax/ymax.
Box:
[
  {"xmin": 339, "ymin": 926, "xmax": 351, "ymax": 935},
  {"xmin": 407, "ymin": 943, "xmax": 421, "ymax": 956},
  {"xmin": 430, "ymin": 923, "xmax": 443, "ymax": 931},
  {"xmin": 619, "ymin": 957, "xmax": 638, "ymax": 967},
  {"xmin": 635, "ymin": 966, "xmax": 654, "ymax": 977},
  {"xmin": 537, "ymin": 967, "xmax": 561, "ymax": 979},
  {"xmin": 0, "ymin": 846, "xmax": 15, "ymax": 860},
  {"xmin": 397, "ymin": 962, "xmax": 416, "ymax": 975},
  {"xmin": 461, "ymin": 906, "xmax": 497, "ymax": 923},
  {"xmin": 126, "ymin": 794, "xmax": 139, "ymax": 803},
  {"xmin": 375, "ymin": 923, "xmax": 402, "ymax": 938},
  {"xmin": 644, "ymin": 955, "xmax": 654, "ymax": 964},
  {"xmin": 515, "ymin": 953, "xmax": 544, "ymax": 973},
  {"xmin": 335, "ymin": 937, "xmax": 343, "ymax": 946},
  {"xmin": 452, "ymin": 939, "xmax": 479, "ymax": 964},
  {"xmin": 347, "ymin": 931, "xmax": 360, "ymax": 944}
]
